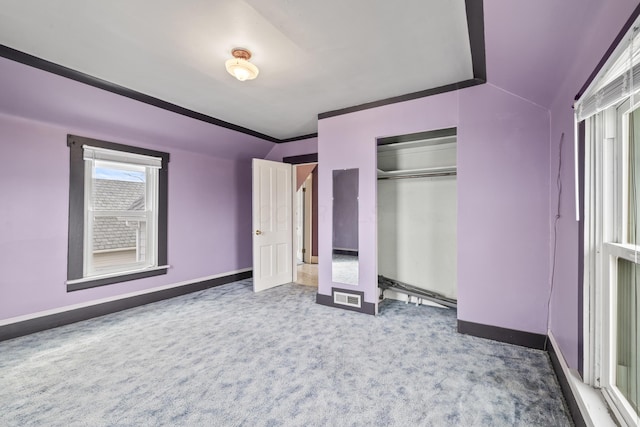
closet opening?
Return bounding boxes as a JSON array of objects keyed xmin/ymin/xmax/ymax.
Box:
[{"xmin": 377, "ymin": 128, "xmax": 457, "ymax": 310}]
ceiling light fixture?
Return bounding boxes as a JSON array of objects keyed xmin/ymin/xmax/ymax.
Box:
[{"xmin": 225, "ymin": 48, "xmax": 259, "ymax": 81}]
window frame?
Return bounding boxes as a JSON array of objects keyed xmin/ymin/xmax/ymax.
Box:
[
  {"xmin": 66, "ymin": 134, "xmax": 169, "ymax": 292},
  {"xmin": 84, "ymin": 157, "xmax": 157, "ymax": 277},
  {"xmin": 586, "ymin": 99, "xmax": 640, "ymax": 426}
]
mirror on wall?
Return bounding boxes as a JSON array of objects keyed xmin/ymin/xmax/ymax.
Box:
[{"xmin": 332, "ymin": 168, "xmax": 359, "ymax": 285}]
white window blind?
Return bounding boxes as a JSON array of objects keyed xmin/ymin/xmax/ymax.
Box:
[
  {"xmin": 83, "ymin": 145, "xmax": 162, "ymax": 169},
  {"xmin": 575, "ymin": 25, "xmax": 640, "ymax": 122},
  {"xmin": 574, "ymin": 19, "xmax": 640, "ymax": 220}
]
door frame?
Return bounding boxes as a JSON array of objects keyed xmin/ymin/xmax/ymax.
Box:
[
  {"xmin": 302, "ymin": 172, "xmax": 313, "ymax": 264},
  {"xmin": 283, "ymin": 153, "xmax": 319, "ymax": 282}
]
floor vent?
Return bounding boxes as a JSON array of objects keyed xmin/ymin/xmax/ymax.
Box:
[{"xmin": 334, "ymin": 291, "xmax": 362, "ymax": 308}]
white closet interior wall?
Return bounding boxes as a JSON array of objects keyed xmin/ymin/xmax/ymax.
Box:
[{"xmin": 377, "ymin": 138, "xmax": 457, "ymax": 300}]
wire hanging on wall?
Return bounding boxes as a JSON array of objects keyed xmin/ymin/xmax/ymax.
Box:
[{"xmin": 544, "ymin": 132, "xmax": 564, "ymax": 352}]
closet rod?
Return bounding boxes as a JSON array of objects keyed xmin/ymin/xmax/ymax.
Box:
[{"xmin": 377, "ymin": 171, "xmax": 456, "ymax": 180}]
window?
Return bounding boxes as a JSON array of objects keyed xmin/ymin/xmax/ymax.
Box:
[
  {"xmin": 576, "ymin": 16, "xmax": 640, "ymax": 425},
  {"xmin": 583, "ymin": 100, "xmax": 640, "ymax": 425},
  {"xmin": 67, "ymin": 135, "xmax": 169, "ymax": 291}
]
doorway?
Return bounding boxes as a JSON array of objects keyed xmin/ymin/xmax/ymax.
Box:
[
  {"xmin": 294, "ymin": 163, "xmax": 318, "ymax": 287},
  {"xmin": 251, "ymin": 155, "xmax": 319, "ymax": 292}
]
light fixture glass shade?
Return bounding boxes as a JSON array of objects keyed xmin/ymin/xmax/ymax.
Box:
[{"xmin": 225, "ymin": 58, "xmax": 259, "ymax": 81}]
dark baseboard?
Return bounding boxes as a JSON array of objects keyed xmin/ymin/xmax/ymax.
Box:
[
  {"xmin": 458, "ymin": 319, "xmax": 585, "ymax": 425},
  {"xmin": 457, "ymin": 319, "xmax": 547, "ymax": 350},
  {"xmin": 316, "ymin": 292, "xmax": 375, "ymax": 315},
  {"xmin": 332, "ymin": 249, "xmax": 358, "ymax": 256},
  {"xmin": 0, "ymin": 270, "xmax": 252, "ymax": 342},
  {"xmin": 548, "ymin": 339, "xmax": 586, "ymax": 427}
]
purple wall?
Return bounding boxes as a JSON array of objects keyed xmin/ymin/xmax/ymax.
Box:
[
  {"xmin": 318, "ymin": 84, "xmax": 551, "ymax": 332},
  {"xmin": 458, "ymin": 84, "xmax": 550, "ymax": 334},
  {"xmin": 483, "ymin": 0, "xmax": 609, "ymax": 110},
  {"xmin": 0, "ymin": 58, "xmax": 273, "ymax": 162},
  {"xmin": 0, "ymin": 56, "xmax": 273, "ymax": 322},
  {"xmin": 265, "ymin": 138, "xmax": 318, "ymax": 162},
  {"xmin": 0, "ymin": 112, "xmax": 255, "ymax": 321}
]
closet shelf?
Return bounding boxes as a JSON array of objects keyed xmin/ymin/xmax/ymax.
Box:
[{"xmin": 377, "ymin": 166, "xmax": 457, "ymax": 180}]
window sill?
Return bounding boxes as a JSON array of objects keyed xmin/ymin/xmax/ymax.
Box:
[
  {"xmin": 67, "ymin": 265, "xmax": 169, "ymax": 292},
  {"xmin": 571, "ymin": 373, "xmax": 618, "ymax": 427},
  {"xmin": 549, "ymin": 332, "xmax": 618, "ymax": 427}
]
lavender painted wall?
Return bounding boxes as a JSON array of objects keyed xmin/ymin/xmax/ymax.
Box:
[
  {"xmin": 0, "ymin": 53, "xmax": 276, "ymax": 322},
  {"xmin": 0, "ymin": 56, "xmax": 274, "ymax": 162},
  {"xmin": 319, "ymin": 84, "xmax": 551, "ymax": 333},
  {"xmin": 0, "ymin": 112, "xmax": 255, "ymax": 321},
  {"xmin": 0, "ymin": 115, "xmax": 68, "ymax": 318},
  {"xmin": 483, "ymin": 0, "xmax": 606, "ymax": 110},
  {"xmin": 458, "ymin": 84, "xmax": 550, "ymax": 334},
  {"xmin": 546, "ymin": 2, "xmax": 639, "ymax": 369},
  {"xmin": 264, "ymin": 138, "xmax": 318, "ymax": 162}
]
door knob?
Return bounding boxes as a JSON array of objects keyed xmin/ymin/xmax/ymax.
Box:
[{"xmin": 255, "ymin": 230, "xmax": 262, "ymax": 235}]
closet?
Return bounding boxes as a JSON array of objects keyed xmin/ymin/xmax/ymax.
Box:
[{"xmin": 377, "ymin": 129, "xmax": 457, "ymax": 306}]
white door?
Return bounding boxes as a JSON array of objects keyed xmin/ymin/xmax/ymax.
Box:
[{"xmin": 252, "ymin": 159, "xmax": 293, "ymax": 292}]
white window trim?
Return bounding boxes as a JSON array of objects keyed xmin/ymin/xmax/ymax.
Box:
[
  {"xmin": 83, "ymin": 145, "xmax": 162, "ymax": 168},
  {"xmin": 584, "ymin": 99, "xmax": 640, "ymax": 427},
  {"xmin": 82, "ymin": 149, "xmax": 160, "ymax": 279}
]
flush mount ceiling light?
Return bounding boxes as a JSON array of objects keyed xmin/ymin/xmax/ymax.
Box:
[{"xmin": 225, "ymin": 48, "xmax": 259, "ymax": 81}]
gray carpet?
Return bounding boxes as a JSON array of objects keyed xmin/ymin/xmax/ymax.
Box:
[{"xmin": 0, "ymin": 280, "xmax": 571, "ymax": 426}]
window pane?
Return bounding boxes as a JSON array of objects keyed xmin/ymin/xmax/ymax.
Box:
[
  {"xmin": 616, "ymin": 257, "xmax": 640, "ymax": 416},
  {"xmin": 92, "ymin": 217, "xmax": 147, "ymax": 270},
  {"xmin": 92, "ymin": 161, "xmax": 146, "ymax": 212}
]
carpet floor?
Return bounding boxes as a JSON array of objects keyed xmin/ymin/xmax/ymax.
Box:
[{"xmin": 0, "ymin": 280, "xmax": 571, "ymax": 426}]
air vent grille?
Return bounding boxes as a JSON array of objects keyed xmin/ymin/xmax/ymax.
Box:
[{"xmin": 334, "ymin": 291, "xmax": 362, "ymax": 308}]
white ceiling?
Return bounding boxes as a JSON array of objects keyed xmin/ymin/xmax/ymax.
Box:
[{"xmin": 0, "ymin": 0, "xmax": 474, "ymax": 140}]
